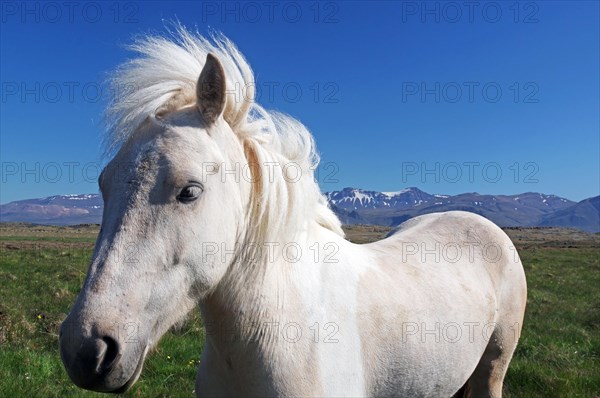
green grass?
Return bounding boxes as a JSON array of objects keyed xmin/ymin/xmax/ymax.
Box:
[
  {"xmin": 503, "ymin": 247, "xmax": 600, "ymax": 397},
  {"xmin": 1, "ymin": 231, "xmax": 599, "ymax": 396},
  {"xmin": 0, "ymin": 236, "xmax": 96, "ymax": 243}
]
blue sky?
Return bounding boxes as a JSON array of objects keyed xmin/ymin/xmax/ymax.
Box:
[{"xmin": 1, "ymin": 1, "xmax": 598, "ymax": 203}]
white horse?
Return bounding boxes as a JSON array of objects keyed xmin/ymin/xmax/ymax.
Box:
[{"xmin": 60, "ymin": 27, "xmax": 527, "ymax": 397}]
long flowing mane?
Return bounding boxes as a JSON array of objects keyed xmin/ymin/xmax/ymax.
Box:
[{"xmin": 104, "ymin": 26, "xmax": 343, "ymax": 259}]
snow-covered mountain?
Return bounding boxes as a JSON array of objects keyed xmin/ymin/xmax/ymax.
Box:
[
  {"xmin": 326, "ymin": 188, "xmax": 578, "ymax": 228},
  {"xmin": 325, "ymin": 187, "xmax": 437, "ymax": 210},
  {"xmin": 0, "ymin": 194, "xmax": 103, "ymax": 225},
  {"xmin": 538, "ymin": 195, "xmax": 600, "ymax": 232},
  {"xmin": 1, "ymin": 189, "xmax": 597, "ymax": 232},
  {"xmin": 326, "ymin": 187, "xmax": 571, "ymax": 212}
]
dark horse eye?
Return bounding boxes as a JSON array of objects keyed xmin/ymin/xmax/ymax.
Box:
[{"xmin": 177, "ymin": 184, "xmax": 203, "ymax": 203}]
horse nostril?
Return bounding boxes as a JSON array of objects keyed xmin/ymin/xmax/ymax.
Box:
[{"xmin": 99, "ymin": 336, "xmax": 120, "ymax": 373}]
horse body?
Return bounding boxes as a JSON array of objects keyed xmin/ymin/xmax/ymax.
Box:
[
  {"xmin": 59, "ymin": 27, "xmax": 526, "ymax": 397},
  {"xmin": 196, "ymin": 211, "xmax": 526, "ymax": 397}
]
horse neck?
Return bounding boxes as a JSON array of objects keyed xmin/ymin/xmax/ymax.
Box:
[{"xmin": 199, "ymin": 223, "xmax": 344, "ymax": 355}]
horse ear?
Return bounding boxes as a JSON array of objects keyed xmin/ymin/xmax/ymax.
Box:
[{"xmin": 196, "ymin": 53, "xmax": 226, "ymax": 125}]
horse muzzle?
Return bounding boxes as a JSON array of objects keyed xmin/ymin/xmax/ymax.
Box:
[{"xmin": 59, "ymin": 319, "xmax": 147, "ymax": 393}]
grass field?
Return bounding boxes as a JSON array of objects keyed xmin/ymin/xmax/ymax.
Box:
[{"xmin": 1, "ymin": 223, "xmax": 599, "ymax": 397}]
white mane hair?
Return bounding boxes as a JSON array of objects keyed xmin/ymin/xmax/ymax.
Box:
[{"xmin": 104, "ymin": 25, "xmax": 344, "ymax": 262}]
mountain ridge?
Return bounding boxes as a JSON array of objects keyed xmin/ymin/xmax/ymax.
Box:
[{"xmin": 1, "ymin": 189, "xmax": 598, "ymax": 232}]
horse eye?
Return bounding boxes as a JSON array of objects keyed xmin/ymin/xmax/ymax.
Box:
[{"xmin": 177, "ymin": 184, "xmax": 203, "ymax": 203}]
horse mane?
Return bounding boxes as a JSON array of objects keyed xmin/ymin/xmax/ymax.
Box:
[{"xmin": 104, "ymin": 25, "xmax": 344, "ymax": 249}]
